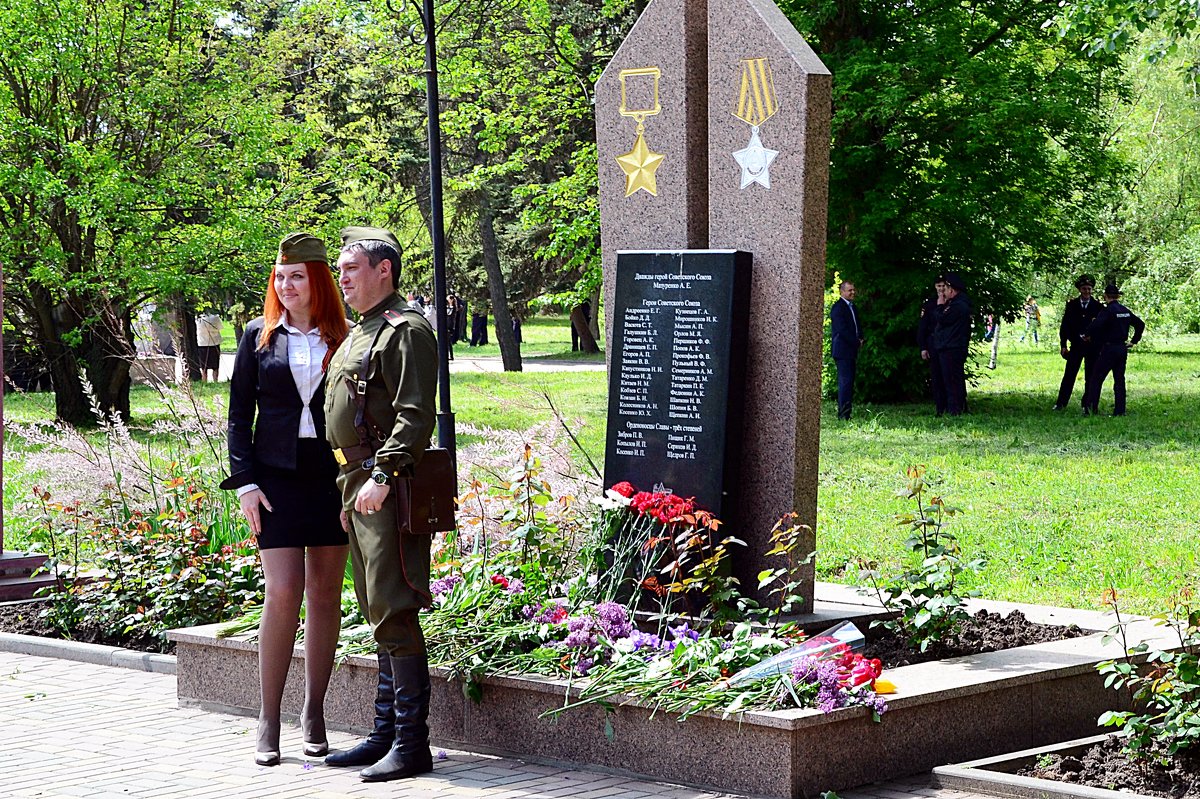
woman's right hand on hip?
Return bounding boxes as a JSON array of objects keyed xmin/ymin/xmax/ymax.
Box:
[{"xmin": 239, "ymin": 489, "xmax": 274, "ymax": 536}]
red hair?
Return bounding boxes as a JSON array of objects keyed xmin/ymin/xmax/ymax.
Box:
[{"xmin": 258, "ymin": 261, "xmax": 349, "ymax": 371}]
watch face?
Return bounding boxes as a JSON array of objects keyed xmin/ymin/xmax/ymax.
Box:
[{"xmin": 372, "ymin": 472, "xmax": 388, "ymax": 485}]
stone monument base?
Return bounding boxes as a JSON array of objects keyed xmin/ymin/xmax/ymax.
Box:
[{"xmin": 168, "ymin": 589, "xmax": 1154, "ymax": 798}]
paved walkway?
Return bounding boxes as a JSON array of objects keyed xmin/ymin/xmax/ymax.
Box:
[{"xmin": 0, "ymin": 650, "xmax": 993, "ymax": 799}]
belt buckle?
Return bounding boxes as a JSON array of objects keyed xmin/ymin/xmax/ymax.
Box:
[
  {"xmin": 356, "ymin": 379, "xmax": 368, "ymax": 395},
  {"xmin": 333, "ymin": 448, "xmax": 348, "ymax": 466}
]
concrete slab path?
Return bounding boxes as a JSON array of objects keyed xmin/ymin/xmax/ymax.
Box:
[{"xmin": 1, "ymin": 649, "xmax": 992, "ymax": 799}]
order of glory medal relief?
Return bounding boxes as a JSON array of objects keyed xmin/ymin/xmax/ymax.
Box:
[
  {"xmin": 731, "ymin": 57, "xmax": 780, "ymax": 190},
  {"xmin": 616, "ymin": 66, "xmax": 665, "ymax": 197}
]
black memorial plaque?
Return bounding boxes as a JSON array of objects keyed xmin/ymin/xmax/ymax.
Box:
[{"xmin": 604, "ymin": 250, "xmax": 751, "ymax": 524}]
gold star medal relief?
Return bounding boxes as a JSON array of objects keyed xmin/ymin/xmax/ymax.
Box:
[
  {"xmin": 732, "ymin": 57, "xmax": 780, "ymax": 190},
  {"xmin": 616, "ymin": 66, "xmax": 665, "ymax": 197}
]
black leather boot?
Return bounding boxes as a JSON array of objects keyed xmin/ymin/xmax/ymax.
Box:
[
  {"xmin": 359, "ymin": 654, "xmax": 433, "ymax": 782},
  {"xmin": 325, "ymin": 650, "xmax": 395, "ymax": 767}
]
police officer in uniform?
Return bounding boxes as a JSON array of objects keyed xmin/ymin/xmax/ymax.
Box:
[
  {"xmin": 1053, "ymin": 274, "xmax": 1101, "ymax": 411},
  {"xmin": 322, "ymin": 227, "xmax": 438, "ymax": 781},
  {"xmin": 1081, "ymin": 283, "xmax": 1144, "ymax": 416}
]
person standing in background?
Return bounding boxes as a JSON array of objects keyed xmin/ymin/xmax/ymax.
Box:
[
  {"xmin": 829, "ymin": 281, "xmax": 864, "ymax": 421},
  {"xmin": 1054, "ymin": 275, "xmax": 1101, "ymax": 411},
  {"xmin": 932, "ymin": 272, "xmax": 972, "ymax": 416},
  {"xmin": 1020, "ymin": 295, "xmax": 1040, "ymax": 344},
  {"xmin": 918, "ymin": 276, "xmax": 949, "ymax": 416},
  {"xmin": 1081, "ymin": 284, "xmax": 1145, "ymax": 416},
  {"xmin": 196, "ymin": 310, "xmax": 224, "ymax": 382}
]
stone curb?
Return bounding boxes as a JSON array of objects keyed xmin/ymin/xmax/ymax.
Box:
[{"xmin": 0, "ymin": 631, "xmax": 177, "ymax": 674}]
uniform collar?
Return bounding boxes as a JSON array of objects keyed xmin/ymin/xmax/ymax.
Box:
[{"xmin": 361, "ymin": 291, "xmax": 403, "ymax": 320}]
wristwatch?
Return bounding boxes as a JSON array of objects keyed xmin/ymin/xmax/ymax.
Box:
[{"xmin": 370, "ymin": 470, "xmax": 390, "ymax": 486}]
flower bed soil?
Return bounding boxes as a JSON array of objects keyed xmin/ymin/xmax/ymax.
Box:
[
  {"xmin": 1018, "ymin": 736, "xmax": 1200, "ymax": 799},
  {"xmin": 865, "ymin": 609, "xmax": 1089, "ymax": 668},
  {"xmin": 0, "ymin": 601, "xmax": 172, "ymax": 654}
]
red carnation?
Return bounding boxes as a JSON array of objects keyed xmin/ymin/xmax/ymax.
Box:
[
  {"xmin": 490, "ymin": 574, "xmax": 510, "ymax": 589},
  {"xmin": 611, "ymin": 481, "xmax": 636, "ymax": 498}
]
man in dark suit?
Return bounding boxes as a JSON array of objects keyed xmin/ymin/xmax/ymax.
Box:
[
  {"xmin": 932, "ymin": 272, "xmax": 972, "ymax": 416},
  {"xmin": 829, "ymin": 280, "xmax": 864, "ymax": 420},
  {"xmin": 918, "ymin": 276, "xmax": 949, "ymax": 415},
  {"xmin": 1054, "ymin": 274, "xmax": 1101, "ymax": 411}
]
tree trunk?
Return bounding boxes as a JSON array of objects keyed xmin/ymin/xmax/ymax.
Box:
[
  {"xmin": 588, "ymin": 286, "xmax": 601, "ymax": 341},
  {"xmin": 478, "ymin": 191, "xmax": 522, "ymax": 372},
  {"xmin": 176, "ymin": 294, "xmax": 202, "ymax": 382},
  {"xmin": 25, "ymin": 281, "xmax": 93, "ymax": 425},
  {"xmin": 83, "ymin": 303, "xmax": 134, "ymax": 422},
  {"xmin": 570, "ymin": 305, "xmax": 600, "ymax": 353}
]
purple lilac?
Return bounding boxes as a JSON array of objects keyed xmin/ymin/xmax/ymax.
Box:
[
  {"xmin": 594, "ymin": 602, "xmax": 634, "ymax": 639},
  {"xmin": 430, "ymin": 574, "xmax": 463, "ymax": 597},
  {"xmin": 791, "ymin": 656, "xmax": 844, "ymax": 713},
  {"xmin": 791, "ymin": 657, "xmax": 889, "ymax": 716},
  {"xmin": 521, "ymin": 600, "xmax": 567, "ymax": 624},
  {"xmin": 504, "ymin": 577, "xmax": 526, "ymax": 595},
  {"xmin": 564, "ymin": 616, "xmax": 598, "ymax": 649}
]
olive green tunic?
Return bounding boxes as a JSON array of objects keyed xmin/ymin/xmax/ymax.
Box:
[{"xmin": 325, "ymin": 291, "xmax": 437, "ymax": 654}]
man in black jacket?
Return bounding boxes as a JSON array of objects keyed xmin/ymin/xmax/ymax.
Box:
[
  {"xmin": 932, "ymin": 272, "xmax": 972, "ymax": 416},
  {"xmin": 1081, "ymin": 284, "xmax": 1145, "ymax": 416},
  {"xmin": 1053, "ymin": 275, "xmax": 1101, "ymax": 411},
  {"xmin": 918, "ymin": 276, "xmax": 949, "ymax": 415},
  {"xmin": 829, "ymin": 280, "xmax": 864, "ymax": 420}
]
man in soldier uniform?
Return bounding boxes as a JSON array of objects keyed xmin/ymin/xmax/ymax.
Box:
[
  {"xmin": 1081, "ymin": 283, "xmax": 1145, "ymax": 417},
  {"xmin": 323, "ymin": 227, "xmax": 438, "ymax": 781},
  {"xmin": 1053, "ymin": 274, "xmax": 1101, "ymax": 411}
]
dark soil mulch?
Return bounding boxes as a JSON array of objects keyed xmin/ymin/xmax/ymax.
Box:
[
  {"xmin": 864, "ymin": 609, "xmax": 1089, "ymax": 669},
  {"xmin": 0, "ymin": 600, "xmax": 172, "ymax": 654},
  {"xmin": 1019, "ymin": 735, "xmax": 1200, "ymax": 799}
]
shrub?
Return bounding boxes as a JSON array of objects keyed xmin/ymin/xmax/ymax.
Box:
[
  {"xmin": 1098, "ymin": 586, "xmax": 1200, "ymax": 756},
  {"xmin": 859, "ymin": 466, "xmax": 985, "ymax": 651}
]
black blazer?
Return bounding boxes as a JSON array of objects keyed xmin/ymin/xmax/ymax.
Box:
[
  {"xmin": 219, "ymin": 316, "xmax": 334, "ymax": 490},
  {"xmin": 829, "ymin": 298, "xmax": 861, "ymax": 360}
]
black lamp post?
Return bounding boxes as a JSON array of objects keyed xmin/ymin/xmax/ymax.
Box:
[{"xmin": 392, "ymin": 0, "xmax": 455, "ymax": 464}]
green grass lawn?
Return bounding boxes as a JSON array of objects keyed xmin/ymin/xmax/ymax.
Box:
[
  {"xmin": 5, "ymin": 332, "xmax": 1197, "ymax": 613},
  {"xmin": 220, "ymin": 312, "xmax": 602, "ymax": 360}
]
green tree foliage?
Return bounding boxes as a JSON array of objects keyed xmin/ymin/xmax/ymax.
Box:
[
  {"xmin": 1079, "ymin": 42, "xmax": 1200, "ymax": 332},
  {"xmin": 782, "ymin": 0, "xmax": 1128, "ymax": 400},
  {"xmin": 1052, "ymin": 0, "xmax": 1200, "ymax": 63},
  {"xmin": 0, "ymin": 0, "xmax": 327, "ymax": 423}
]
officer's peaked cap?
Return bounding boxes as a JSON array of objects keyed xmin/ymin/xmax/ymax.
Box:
[
  {"xmin": 1104, "ymin": 283, "xmax": 1122, "ymax": 297},
  {"xmin": 940, "ymin": 272, "xmax": 967, "ymax": 291},
  {"xmin": 1075, "ymin": 274, "xmax": 1096, "ymax": 289}
]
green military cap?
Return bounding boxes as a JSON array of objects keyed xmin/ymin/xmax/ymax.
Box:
[
  {"xmin": 340, "ymin": 226, "xmax": 402, "ymax": 253},
  {"xmin": 276, "ymin": 232, "xmax": 328, "ymax": 265}
]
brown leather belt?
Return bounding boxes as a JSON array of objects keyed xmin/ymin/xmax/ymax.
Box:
[{"xmin": 332, "ymin": 443, "xmax": 375, "ymax": 470}]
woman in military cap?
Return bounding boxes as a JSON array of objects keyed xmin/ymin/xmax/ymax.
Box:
[{"xmin": 220, "ymin": 232, "xmax": 350, "ymax": 765}]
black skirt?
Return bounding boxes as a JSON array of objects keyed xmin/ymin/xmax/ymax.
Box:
[{"xmin": 255, "ymin": 438, "xmax": 348, "ymax": 550}]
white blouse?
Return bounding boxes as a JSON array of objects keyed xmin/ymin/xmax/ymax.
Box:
[{"xmin": 277, "ymin": 313, "xmax": 328, "ymax": 439}]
